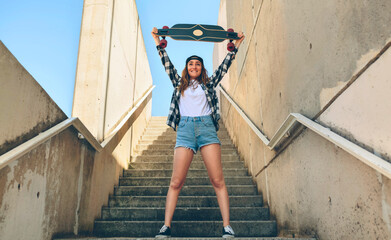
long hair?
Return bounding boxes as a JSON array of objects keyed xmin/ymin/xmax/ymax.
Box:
[{"xmin": 179, "ymin": 63, "xmax": 209, "ymax": 96}]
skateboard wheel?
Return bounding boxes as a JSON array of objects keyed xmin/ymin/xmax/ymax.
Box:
[
  {"xmin": 160, "ymin": 39, "xmax": 167, "ymax": 48},
  {"xmin": 227, "ymin": 28, "xmax": 234, "ymax": 32},
  {"xmin": 163, "ymin": 26, "xmax": 169, "ymax": 29},
  {"xmin": 227, "ymin": 42, "xmax": 235, "ymax": 51}
]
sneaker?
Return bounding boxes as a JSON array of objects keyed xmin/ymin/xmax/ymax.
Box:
[
  {"xmin": 155, "ymin": 225, "xmax": 171, "ymax": 238},
  {"xmin": 222, "ymin": 225, "xmax": 235, "ymax": 238}
]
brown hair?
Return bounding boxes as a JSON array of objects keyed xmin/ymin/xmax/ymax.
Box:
[{"xmin": 179, "ymin": 62, "xmax": 209, "ymax": 96}]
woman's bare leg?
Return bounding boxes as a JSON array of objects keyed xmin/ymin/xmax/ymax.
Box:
[
  {"xmin": 200, "ymin": 143, "xmax": 230, "ymax": 227},
  {"xmin": 164, "ymin": 147, "xmax": 194, "ymax": 227}
]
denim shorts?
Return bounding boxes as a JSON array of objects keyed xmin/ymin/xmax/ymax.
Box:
[{"xmin": 175, "ymin": 115, "xmax": 221, "ymax": 154}]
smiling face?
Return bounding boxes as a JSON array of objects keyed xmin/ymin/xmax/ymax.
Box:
[{"xmin": 187, "ymin": 60, "xmax": 202, "ymax": 79}]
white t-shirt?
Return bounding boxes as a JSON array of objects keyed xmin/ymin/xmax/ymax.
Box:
[{"xmin": 179, "ymin": 79, "xmax": 212, "ymax": 117}]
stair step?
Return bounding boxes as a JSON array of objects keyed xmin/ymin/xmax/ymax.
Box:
[
  {"xmin": 93, "ymin": 220, "xmax": 277, "ymax": 237},
  {"xmin": 144, "ymin": 124, "xmax": 228, "ymax": 128},
  {"xmin": 145, "ymin": 122, "xmax": 228, "ymax": 127},
  {"xmin": 144, "ymin": 127, "xmax": 227, "ymax": 131},
  {"xmin": 143, "ymin": 128, "xmax": 229, "ymax": 134},
  {"xmin": 131, "ymin": 154, "xmax": 240, "ymax": 162},
  {"xmin": 56, "ymin": 237, "xmax": 316, "ymax": 240},
  {"xmin": 138, "ymin": 139, "xmax": 178, "ymax": 144},
  {"xmin": 142, "ymin": 131, "xmax": 228, "ymax": 136},
  {"xmin": 144, "ymin": 125, "xmax": 172, "ymax": 129},
  {"xmin": 109, "ymin": 196, "xmax": 263, "ymax": 208},
  {"xmin": 136, "ymin": 143, "xmax": 236, "ymax": 151},
  {"xmin": 138, "ymin": 139, "xmax": 233, "ymax": 145},
  {"xmin": 128, "ymin": 161, "xmax": 244, "ymax": 170},
  {"xmin": 64, "ymin": 119, "xmax": 305, "ymax": 239},
  {"xmin": 118, "ymin": 177, "xmax": 253, "ymax": 186},
  {"xmin": 134, "ymin": 149, "xmax": 237, "ymax": 155},
  {"xmin": 143, "ymin": 130, "xmax": 229, "ymax": 136},
  {"xmin": 123, "ymin": 169, "xmax": 249, "ymax": 177},
  {"xmin": 114, "ymin": 185, "xmax": 257, "ymax": 196},
  {"xmin": 101, "ymin": 206, "xmax": 270, "ymax": 221},
  {"xmin": 149, "ymin": 117, "xmax": 167, "ymax": 121},
  {"xmin": 141, "ymin": 132, "xmax": 229, "ymax": 138},
  {"xmin": 139, "ymin": 137, "xmax": 231, "ymax": 143},
  {"xmin": 141, "ymin": 135, "xmax": 231, "ymax": 141},
  {"xmin": 145, "ymin": 125, "xmax": 172, "ymax": 128}
]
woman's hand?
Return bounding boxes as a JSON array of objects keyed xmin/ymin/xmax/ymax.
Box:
[
  {"xmin": 151, "ymin": 27, "xmax": 160, "ymax": 46},
  {"xmin": 234, "ymin": 31, "xmax": 245, "ymax": 48}
]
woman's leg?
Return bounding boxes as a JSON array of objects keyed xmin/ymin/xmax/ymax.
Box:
[
  {"xmin": 200, "ymin": 143, "xmax": 230, "ymax": 227},
  {"xmin": 164, "ymin": 147, "xmax": 194, "ymax": 227}
]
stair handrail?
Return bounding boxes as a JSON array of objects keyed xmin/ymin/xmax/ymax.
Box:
[
  {"xmin": 0, "ymin": 85, "xmax": 155, "ymax": 170},
  {"xmin": 218, "ymin": 85, "xmax": 391, "ymax": 179}
]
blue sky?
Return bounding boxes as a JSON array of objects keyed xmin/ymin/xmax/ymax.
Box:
[
  {"xmin": 0, "ymin": 0, "xmax": 220, "ymax": 117},
  {"xmin": 0, "ymin": 0, "xmax": 83, "ymax": 116}
]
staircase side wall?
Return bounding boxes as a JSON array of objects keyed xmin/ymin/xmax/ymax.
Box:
[
  {"xmin": 0, "ymin": 42, "xmax": 119, "ymax": 239},
  {"xmin": 130, "ymin": 21, "xmax": 153, "ymax": 156},
  {"xmin": 0, "ymin": 41, "xmax": 67, "ymax": 155},
  {"xmin": 0, "ymin": 0, "xmax": 152, "ymax": 239},
  {"xmin": 0, "ymin": 128, "xmax": 123, "ymax": 239},
  {"xmin": 72, "ymin": 0, "xmax": 152, "ymax": 164},
  {"xmin": 215, "ymin": 0, "xmax": 391, "ymax": 238}
]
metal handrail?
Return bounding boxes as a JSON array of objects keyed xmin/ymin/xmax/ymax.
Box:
[
  {"xmin": 0, "ymin": 85, "xmax": 155, "ymax": 170},
  {"xmin": 218, "ymin": 85, "xmax": 391, "ymax": 179}
]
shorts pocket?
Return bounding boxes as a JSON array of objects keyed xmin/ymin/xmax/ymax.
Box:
[
  {"xmin": 202, "ymin": 119, "xmax": 214, "ymax": 127},
  {"xmin": 179, "ymin": 120, "xmax": 187, "ymax": 127}
]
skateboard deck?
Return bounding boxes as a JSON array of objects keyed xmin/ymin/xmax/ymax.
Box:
[
  {"xmin": 156, "ymin": 24, "xmax": 240, "ymax": 51},
  {"xmin": 157, "ymin": 24, "xmax": 240, "ymax": 42}
]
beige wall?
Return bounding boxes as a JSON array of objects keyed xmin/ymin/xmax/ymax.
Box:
[
  {"xmin": 0, "ymin": 40, "xmax": 123, "ymax": 239},
  {"xmin": 0, "ymin": 0, "xmax": 152, "ymax": 239},
  {"xmin": 73, "ymin": 0, "xmax": 152, "ymax": 166},
  {"xmin": 215, "ymin": 0, "xmax": 391, "ymax": 238},
  {"xmin": 0, "ymin": 128, "xmax": 123, "ymax": 239},
  {"xmin": 72, "ymin": 0, "xmax": 113, "ymax": 142},
  {"xmin": 0, "ymin": 41, "xmax": 67, "ymax": 155},
  {"xmin": 130, "ymin": 21, "xmax": 153, "ymax": 156},
  {"xmin": 319, "ymin": 47, "xmax": 391, "ymax": 161}
]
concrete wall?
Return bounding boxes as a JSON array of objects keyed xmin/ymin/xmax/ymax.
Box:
[
  {"xmin": 0, "ymin": 127, "xmax": 123, "ymax": 239},
  {"xmin": 215, "ymin": 0, "xmax": 391, "ymax": 238},
  {"xmin": 0, "ymin": 41, "xmax": 67, "ymax": 155},
  {"xmin": 0, "ymin": 0, "xmax": 153, "ymax": 238},
  {"xmin": 0, "ymin": 40, "xmax": 120, "ymax": 239},
  {"xmin": 72, "ymin": 0, "xmax": 152, "ymax": 166}
]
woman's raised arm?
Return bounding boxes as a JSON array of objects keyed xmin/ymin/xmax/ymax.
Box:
[
  {"xmin": 151, "ymin": 27, "xmax": 161, "ymax": 46},
  {"xmin": 209, "ymin": 32, "xmax": 245, "ymax": 87},
  {"xmin": 151, "ymin": 27, "xmax": 181, "ymax": 88}
]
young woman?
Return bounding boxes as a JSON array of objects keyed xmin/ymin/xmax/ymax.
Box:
[{"xmin": 151, "ymin": 27, "xmax": 244, "ymax": 239}]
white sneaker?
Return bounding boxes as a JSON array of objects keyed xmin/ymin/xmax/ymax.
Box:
[
  {"xmin": 155, "ymin": 225, "xmax": 171, "ymax": 238},
  {"xmin": 222, "ymin": 225, "xmax": 235, "ymax": 238}
]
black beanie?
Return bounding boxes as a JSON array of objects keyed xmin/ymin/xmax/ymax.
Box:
[{"xmin": 186, "ymin": 55, "xmax": 204, "ymax": 65}]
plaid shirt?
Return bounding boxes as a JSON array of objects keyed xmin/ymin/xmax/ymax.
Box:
[{"xmin": 156, "ymin": 45, "xmax": 238, "ymax": 131}]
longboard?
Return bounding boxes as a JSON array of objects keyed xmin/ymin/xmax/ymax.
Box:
[{"xmin": 156, "ymin": 24, "xmax": 240, "ymax": 51}]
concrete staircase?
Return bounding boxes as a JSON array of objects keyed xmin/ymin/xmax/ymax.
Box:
[{"xmin": 57, "ymin": 117, "xmax": 315, "ymax": 239}]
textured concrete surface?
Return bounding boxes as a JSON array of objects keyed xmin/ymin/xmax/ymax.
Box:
[
  {"xmin": 0, "ymin": 128, "xmax": 122, "ymax": 239},
  {"xmin": 0, "ymin": 0, "xmax": 152, "ymax": 239},
  {"xmin": 56, "ymin": 238, "xmax": 315, "ymax": 240},
  {"xmin": 72, "ymin": 0, "xmax": 152, "ymax": 165},
  {"xmin": 0, "ymin": 42, "xmax": 67, "ymax": 155},
  {"xmin": 319, "ymin": 45, "xmax": 391, "ymax": 160},
  {"xmin": 72, "ymin": 0, "xmax": 114, "ymax": 141},
  {"xmin": 88, "ymin": 118, "xmax": 281, "ymax": 238},
  {"xmin": 215, "ymin": 0, "xmax": 391, "ymax": 239}
]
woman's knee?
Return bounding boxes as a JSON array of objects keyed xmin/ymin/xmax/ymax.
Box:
[
  {"xmin": 210, "ymin": 177, "xmax": 226, "ymax": 189},
  {"xmin": 170, "ymin": 178, "xmax": 185, "ymax": 190}
]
